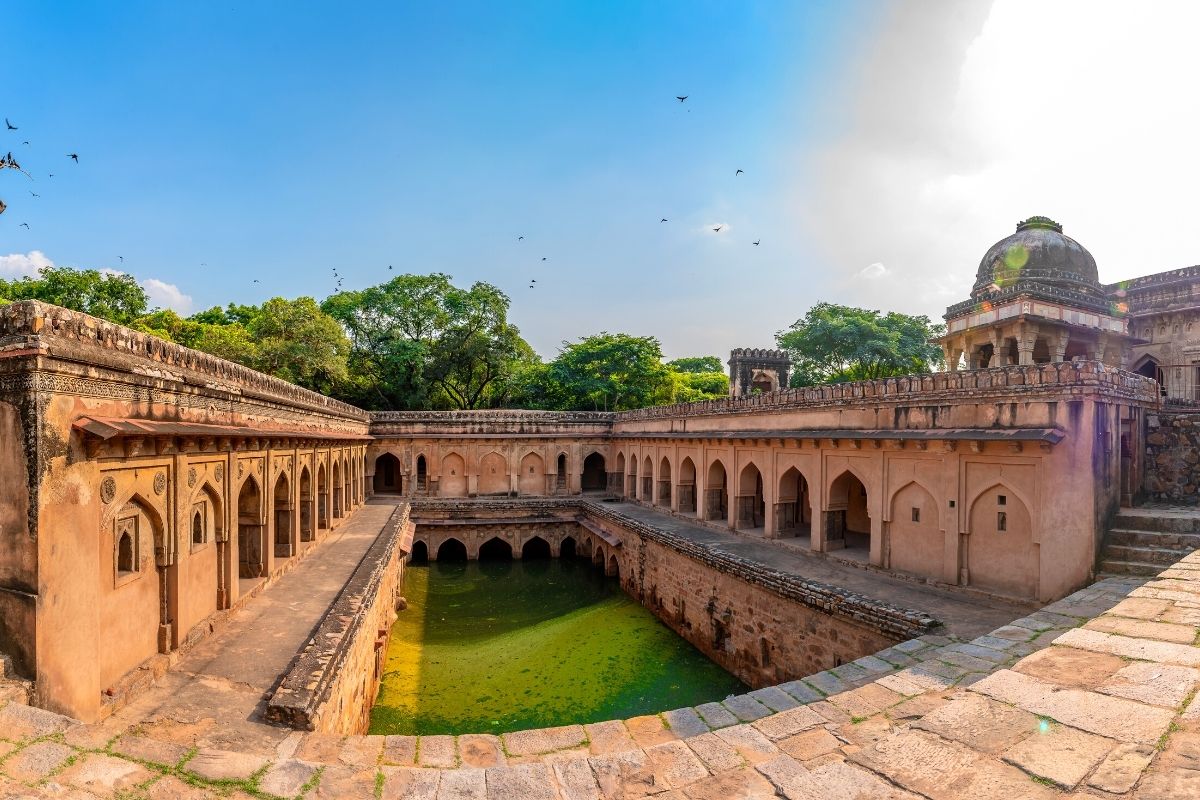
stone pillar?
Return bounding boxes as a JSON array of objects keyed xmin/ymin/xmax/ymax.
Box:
[{"xmin": 1051, "ymin": 330, "xmax": 1068, "ymax": 363}]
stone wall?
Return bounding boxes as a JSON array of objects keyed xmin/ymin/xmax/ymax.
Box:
[
  {"xmin": 266, "ymin": 503, "xmax": 414, "ymax": 733},
  {"xmin": 1143, "ymin": 411, "xmax": 1200, "ymax": 502}
]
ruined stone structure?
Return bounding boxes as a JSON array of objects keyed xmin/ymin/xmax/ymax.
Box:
[{"xmin": 728, "ymin": 347, "xmax": 791, "ymax": 396}]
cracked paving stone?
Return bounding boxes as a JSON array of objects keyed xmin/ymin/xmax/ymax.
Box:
[{"xmin": 1000, "ymin": 723, "xmax": 1115, "ymax": 789}]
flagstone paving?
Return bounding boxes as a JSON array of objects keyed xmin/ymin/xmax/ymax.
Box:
[{"xmin": 3, "ymin": 542, "xmax": 1200, "ymax": 797}]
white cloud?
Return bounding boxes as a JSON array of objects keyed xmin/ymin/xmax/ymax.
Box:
[
  {"xmin": 0, "ymin": 250, "xmax": 54, "ymax": 278},
  {"xmin": 858, "ymin": 262, "xmax": 888, "ymax": 280},
  {"xmin": 802, "ymin": 0, "xmax": 1200, "ymax": 319},
  {"xmin": 142, "ymin": 278, "xmax": 194, "ymax": 314}
]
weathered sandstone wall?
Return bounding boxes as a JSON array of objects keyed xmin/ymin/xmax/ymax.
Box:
[{"xmin": 1143, "ymin": 410, "xmax": 1200, "ymax": 503}]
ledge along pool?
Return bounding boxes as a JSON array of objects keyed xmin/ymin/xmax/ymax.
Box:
[{"xmin": 370, "ymin": 556, "xmax": 748, "ymax": 735}]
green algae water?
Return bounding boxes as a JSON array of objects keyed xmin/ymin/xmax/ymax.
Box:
[{"xmin": 369, "ymin": 558, "xmax": 747, "ymax": 735}]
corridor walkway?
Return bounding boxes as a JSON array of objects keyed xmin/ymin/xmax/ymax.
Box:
[
  {"xmin": 601, "ymin": 501, "xmax": 1036, "ymax": 639},
  {"xmin": 97, "ymin": 502, "xmax": 401, "ymax": 755}
]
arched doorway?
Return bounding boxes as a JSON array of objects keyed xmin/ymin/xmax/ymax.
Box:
[
  {"xmin": 437, "ymin": 538, "xmax": 467, "ymax": 562},
  {"xmin": 888, "ymin": 482, "xmax": 942, "ymax": 580},
  {"xmin": 299, "ymin": 467, "xmax": 314, "ymax": 543},
  {"xmin": 607, "ymin": 554, "xmax": 620, "ymax": 579},
  {"xmin": 237, "ymin": 477, "xmax": 265, "ymax": 579},
  {"xmin": 736, "ymin": 463, "xmax": 765, "ymax": 530},
  {"xmin": 827, "ymin": 471, "xmax": 870, "ymax": 556},
  {"xmin": 410, "ymin": 540, "xmax": 429, "ymax": 564},
  {"xmin": 519, "ymin": 452, "xmax": 545, "ymax": 496},
  {"xmin": 522, "ymin": 536, "xmax": 551, "ymax": 560},
  {"xmin": 776, "ymin": 468, "xmax": 811, "ymax": 541},
  {"xmin": 614, "ymin": 452, "xmax": 626, "ymax": 495},
  {"xmin": 316, "ymin": 463, "xmax": 329, "ymax": 530},
  {"xmin": 416, "ymin": 454, "xmax": 428, "ymax": 492},
  {"xmin": 332, "ymin": 461, "xmax": 343, "ymax": 519},
  {"xmin": 373, "ymin": 452, "xmax": 403, "ymax": 495},
  {"xmin": 441, "ymin": 452, "xmax": 468, "ymax": 497},
  {"xmin": 560, "ymin": 536, "xmax": 577, "ymax": 558},
  {"xmin": 479, "ymin": 537, "xmax": 513, "ymax": 561},
  {"xmin": 581, "ymin": 452, "xmax": 606, "ymax": 492},
  {"xmin": 678, "ymin": 457, "xmax": 697, "ymax": 515},
  {"xmin": 273, "ymin": 472, "xmax": 293, "ymax": 558},
  {"xmin": 968, "ymin": 486, "xmax": 1037, "ymax": 599},
  {"xmin": 197, "ymin": 483, "xmax": 229, "ymax": 610},
  {"xmin": 628, "ymin": 457, "xmax": 638, "ymax": 499},
  {"xmin": 641, "ymin": 456, "xmax": 653, "ymax": 500},
  {"xmin": 657, "ymin": 457, "xmax": 672, "ymax": 507},
  {"xmin": 705, "ymin": 461, "xmax": 728, "ymax": 522},
  {"xmin": 556, "ymin": 453, "xmax": 568, "ymax": 493}
]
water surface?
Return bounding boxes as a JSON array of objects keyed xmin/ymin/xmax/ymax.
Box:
[{"xmin": 369, "ymin": 558, "xmax": 747, "ymax": 735}]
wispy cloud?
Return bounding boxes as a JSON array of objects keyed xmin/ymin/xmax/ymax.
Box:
[
  {"xmin": 143, "ymin": 278, "xmax": 194, "ymax": 314},
  {"xmin": 0, "ymin": 250, "xmax": 55, "ymax": 278},
  {"xmin": 1, "ymin": 251, "xmax": 192, "ymax": 313}
]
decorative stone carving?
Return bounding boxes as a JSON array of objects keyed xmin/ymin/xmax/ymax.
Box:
[
  {"xmin": 100, "ymin": 476, "xmax": 116, "ymax": 504},
  {"xmin": 187, "ymin": 467, "xmax": 197, "ymax": 488},
  {"xmin": 153, "ymin": 471, "xmax": 167, "ymax": 495},
  {"xmin": 214, "ymin": 463, "xmax": 224, "ymax": 482},
  {"xmin": 238, "ymin": 462, "xmax": 245, "ymax": 479}
]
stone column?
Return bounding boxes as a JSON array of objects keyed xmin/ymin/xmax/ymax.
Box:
[{"xmin": 1051, "ymin": 329, "xmax": 1068, "ymax": 363}]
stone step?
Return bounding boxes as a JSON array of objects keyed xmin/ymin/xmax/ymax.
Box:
[
  {"xmin": 1111, "ymin": 511, "xmax": 1200, "ymax": 533},
  {"xmin": 1102, "ymin": 543, "xmax": 1197, "ymax": 567},
  {"xmin": 1098, "ymin": 558, "xmax": 1167, "ymax": 577},
  {"xmin": 1105, "ymin": 528, "xmax": 1200, "ymax": 549}
]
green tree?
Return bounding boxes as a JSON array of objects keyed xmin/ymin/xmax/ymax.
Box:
[
  {"xmin": 667, "ymin": 356, "xmax": 723, "ymax": 374},
  {"xmin": 674, "ymin": 370, "xmax": 729, "ymax": 401},
  {"xmin": 776, "ymin": 302, "xmax": 944, "ymax": 386},
  {"xmin": 546, "ymin": 333, "xmax": 675, "ymax": 411},
  {"xmin": 0, "ymin": 266, "xmax": 148, "ymax": 323},
  {"xmin": 248, "ymin": 297, "xmax": 350, "ymax": 392},
  {"xmin": 321, "ymin": 274, "xmax": 537, "ymax": 410}
]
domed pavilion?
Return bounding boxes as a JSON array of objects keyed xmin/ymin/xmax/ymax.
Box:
[{"xmin": 938, "ymin": 216, "xmax": 1133, "ymax": 370}]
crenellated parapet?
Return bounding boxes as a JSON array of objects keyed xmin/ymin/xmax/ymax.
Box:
[{"xmin": 369, "ymin": 409, "xmax": 614, "ymax": 437}]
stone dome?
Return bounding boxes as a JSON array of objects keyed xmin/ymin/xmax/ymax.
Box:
[{"xmin": 972, "ymin": 216, "xmax": 1101, "ymax": 299}]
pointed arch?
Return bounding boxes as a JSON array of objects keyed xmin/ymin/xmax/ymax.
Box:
[
  {"xmin": 237, "ymin": 475, "xmax": 266, "ymax": 579},
  {"xmin": 656, "ymin": 456, "xmax": 672, "ymax": 507},
  {"xmin": 372, "ymin": 452, "xmax": 403, "ymax": 495},
  {"xmin": 316, "ymin": 462, "xmax": 329, "ymax": 530},
  {"xmin": 441, "ymin": 451, "xmax": 468, "ymax": 497},
  {"xmin": 479, "ymin": 451, "xmax": 509, "ymax": 495},
  {"xmin": 298, "ymin": 465, "xmax": 314, "ymax": 542},
  {"xmin": 478, "ymin": 536, "xmax": 512, "ymax": 561},
  {"xmin": 678, "ymin": 456, "xmax": 697, "ymax": 515},
  {"xmin": 887, "ymin": 480, "xmax": 941, "ymax": 580},
  {"xmin": 273, "ymin": 470, "xmax": 294, "ymax": 558},
  {"xmin": 967, "ymin": 483, "xmax": 1037, "ymax": 599},
  {"xmin": 704, "ymin": 458, "xmax": 729, "ymax": 522},
  {"xmin": 560, "ymin": 536, "xmax": 577, "ymax": 558},
  {"xmin": 437, "ymin": 537, "xmax": 467, "ymax": 561},
  {"xmin": 582, "ymin": 451, "xmax": 607, "ymax": 492},
  {"xmin": 736, "ymin": 461, "xmax": 765, "ymax": 530},
  {"xmin": 410, "ymin": 540, "xmax": 429, "ymax": 564},
  {"xmin": 641, "ymin": 455, "xmax": 654, "ymax": 500},
  {"xmin": 331, "ymin": 459, "xmax": 344, "ymax": 518},
  {"xmin": 827, "ymin": 470, "xmax": 870, "ymax": 553},
  {"xmin": 556, "ymin": 452, "xmax": 568, "ymax": 493},
  {"xmin": 776, "ymin": 467, "xmax": 811, "ymax": 538},
  {"xmin": 519, "ymin": 451, "xmax": 546, "ymax": 496},
  {"xmin": 521, "ymin": 536, "xmax": 551, "ymax": 560}
]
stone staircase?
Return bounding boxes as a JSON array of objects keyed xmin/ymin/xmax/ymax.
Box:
[{"xmin": 1099, "ymin": 506, "xmax": 1200, "ymax": 576}]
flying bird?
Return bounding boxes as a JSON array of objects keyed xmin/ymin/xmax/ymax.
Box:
[
  {"xmin": 676, "ymin": 96, "xmax": 688, "ymax": 102},
  {"xmin": 518, "ymin": 235, "xmax": 524, "ymax": 240},
  {"xmin": 712, "ymin": 226, "xmax": 722, "ymax": 232},
  {"xmin": 29, "ymin": 191, "xmax": 38, "ymax": 198},
  {"xmin": 542, "ymin": 257, "xmax": 547, "ymax": 261},
  {"xmin": 4, "ymin": 119, "xmax": 15, "ymax": 130},
  {"xmin": 388, "ymin": 265, "xmax": 393, "ymax": 270},
  {"xmin": 67, "ymin": 153, "xmax": 78, "ymax": 162},
  {"xmin": 252, "ymin": 279, "xmax": 259, "ymax": 283},
  {"xmin": 119, "ymin": 256, "xmax": 124, "ymax": 263},
  {"xmin": 735, "ymin": 169, "xmax": 744, "ymax": 175},
  {"xmin": 20, "ymin": 222, "xmax": 30, "ymax": 228},
  {"xmin": 0, "ymin": 199, "xmax": 6, "ymax": 215},
  {"xmin": 21, "ymin": 141, "xmax": 29, "ymax": 146},
  {"xmin": 531, "ymin": 279, "xmax": 537, "ymax": 283},
  {"xmin": 660, "ymin": 218, "xmax": 668, "ymax": 223},
  {"xmin": 753, "ymin": 239, "xmax": 761, "ymax": 246}
]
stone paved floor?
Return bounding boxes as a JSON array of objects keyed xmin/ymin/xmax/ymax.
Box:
[
  {"xmin": 93, "ymin": 502, "xmax": 401, "ymax": 755},
  {"xmin": 604, "ymin": 501, "xmax": 1034, "ymax": 639}
]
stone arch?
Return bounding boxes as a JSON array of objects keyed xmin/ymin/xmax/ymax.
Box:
[
  {"xmin": 560, "ymin": 536, "xmax": 577, "ymax": 558},
  {"xmin": 441, "ymin": 452, "xmax": 468, "ymax": 497},
  {"xmin": 556, "ymin": 452, "xmax": 568, "ymax": 493},
  {"xmin": 736, "ymin": 462, "xmax": 765, "ymax": 530},
  {"xmin": 776, "ymin": 467, "xmax": 811, "ymax": 538},
  {"xmin": 522, "ymin": 536, "xmax": 551, "ymax": 560},
  {"xmin": 479, "ymin": 537, "xmax": 513, "ymax": 561},
  {"xmin": 298, "ymin": 466, "xmax": 314, "ymax": 543},
  {"xmin": 581, "ymin": 536, "xmax": 594, "ymax": 557},
  {"xmin": 967, "ymin": 483, "xmax": 1037, "ymax": 599},
  {"xmin": 373, "ymin": 452, "xmax": 403, "ymax": 495},
  {"xmin": 607, "ymin": 554, "xmax": 620, "ymax": 578},
  {"xmin": 437, "ymin": 538, "xmax": 468, "ymax": 562},
  {"xmin": 827, "ymin": 470, "xmax": 870, "ymax": 554},
  {"xmin": 657, "ymin": 456, "xmax": 672, "ymax": 507},
  {"xmin": 641, "ymin": 455, "xmax": 653, "ymax": 500},
  {"xmin": 582, "ymin": 451, "xmax": 607, "ymax": 492},
  {"xmin": 316, "ymin": 463, "xmax": 329, "ymax": 530},
  {"xmin": 416, "ymin": 453, "xmax": 428, "ymax": 492},
  {"xmin": 887, "ymin": 480, "xmax": 942, "ymax": 581},
  {"xmin": 478, "ymin": 451, "xmax": 509, "ymax": 495},
  {"xmin": 593, "ymin": 545, "xmax": 606, "ymax": 567},
  {"xmin": 237, "ymin": 476, "xmax": 266, "ymax": 578},
  {"xmin": 627, "ymin": 454, "xmax": 639, "ymax": 498},
  {"xmin": 194, "ymin": 481, "xmax": 228, "ymax": 610},
  {"xmin": 410, "ymin": 540, "xmax": 428, "ymax": 564},
  {"xmin": 273, "ymin": 471, "xmax": 294, "ymax": 558},
  {"xmin": 519, "ymin": 451, "xmax": 546, "ymax": 496},
  {"xmin": 704, "ymin": 459, "xmax": 729, "ymax": 522},
  {"xmin": 331, "ymin": 460, "xmax": 344, "ymax": 518},
  {"xmin": 678, "ymin": 457, "xmax": 698, "ymax": 515}
]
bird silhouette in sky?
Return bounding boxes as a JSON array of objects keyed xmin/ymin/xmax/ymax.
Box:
[
  {"xmin": 542, "ymin": 257, "xmax": 547, "ymax": 261},
  {"xmin": 753, "ymin": 240, "xmax": 761, "ymax": 246},
  {"xmin": 4, "ymin": 119, "xmax": 16, "ymax": 130},
  {"xmin": 0, "ymin": 199, "xmax": 6, "ymax": 215},
  {"xmin": 67, "ymin": 153, "xmax": 78, "ymax": 162},
  {"xmin": 676, "ymin": 96, "xmax": 688, "ymax": 102},
  {"xmin": 29, "ymin": 191, "xmax": 38, "ymax": 198},
  {"xmin": 21, "ymin": 141, "xmax": 29, "ymax": 146},
  {"xmin": 712, "ymin": 226, "xmax": 722, "ymax": 232},
  {"xmin": 119, "ymin": 256, "xmax": 124, "ymax": 263},
  {"xmin": 518, "ymin": 235, "xmax": 524, "ymax": 240},
  {"xmin": 736, "ymin": 169, "xmax": 744, "ymax": 175},
  {"xmin": 388, "ymin": 264, "xmax": 393, "ymax": 270},
  {"xmin": 20, "ymin": 222, "xmax": 30, "ymax": 228},
  {"xmin": 531, "ymin": 279, "xmax": 537, "ymax": 283},
  {"xmin": 660, "ymin": 218, "xmax": 668, "ymax": 223},
  {"xmin": 252, "ymin": 279, "xmax": 259, "ymax": 283}
]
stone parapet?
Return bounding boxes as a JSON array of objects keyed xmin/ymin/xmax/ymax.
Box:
[
  {"xmin": 617, "ymin": 360, "xmax": 1158, "ymax": 422},
  {"xmin": 0, "ymin": 300, "xmax": 367, "ymax": 422},
  {"xmin": 264, "ymin": 503, "xmax": 413, "ymax": 732},
  {"xmin": 370, "ymin": 409, "xmax": 614, "ymax": 436}
]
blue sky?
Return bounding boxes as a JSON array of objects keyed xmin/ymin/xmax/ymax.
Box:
[{"xmin": 0, "ymin": 1, "xmax": 868, "ymax": 358}]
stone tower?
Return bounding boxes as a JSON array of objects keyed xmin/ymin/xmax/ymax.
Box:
[{"xmin": 728, "ymin": 348, "xmax": 791, "ymax": 397}]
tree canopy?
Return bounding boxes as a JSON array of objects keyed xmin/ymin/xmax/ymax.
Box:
[
  {"xmin": 667, "ymin": 356, "xmax": 723, "ymax": 374},
  {"xmin": 0, "ymin": 266, "xmax": 148, "ymax": 324},
  {"xmin": 776, "ymin": 303, "xmax": 943, "ymax": 386}
]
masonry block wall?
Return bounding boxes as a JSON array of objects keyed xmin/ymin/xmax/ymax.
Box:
[{"xmin": 1143, "ymin": 411, "xmax": 1200, "ymax": 503}]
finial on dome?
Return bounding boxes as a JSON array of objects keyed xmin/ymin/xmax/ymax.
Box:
[{"xmin": 1016, "ymin": 216, "xmax": 1063, "ymax": 233}]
